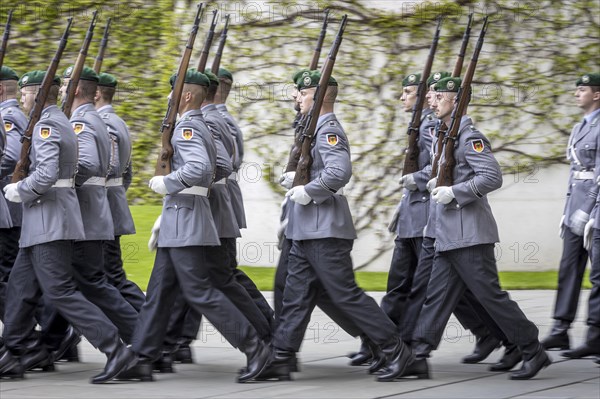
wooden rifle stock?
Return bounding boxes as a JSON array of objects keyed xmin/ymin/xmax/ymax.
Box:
[
  {"xmin": 285, "ymin": 10, "xmax": 330, "ymax": 174},
  {"xmin": 430, "ymin": 14, "xmax": 473, "ymax": 179},
  {"xmin": 210, "ymin": 14, "xmax": 229, "ymax": 74},
  {"xmin": 0, "ymin": 10, "xmax": 13, "ymax": 71},
  {"xmin": 402, "ymin": 17, "xmax": 441, "ymax": 176},
  {"xmin": 196, "ymin": 9, "xmax": 218, "ymax": 71},
  {"xmin": 155, "ymin": 3, "xmax": 204, "ymax": 176},
  {"xmin": 292, "ymin": 15, "xmax": 348, "ymax": 187},
  {"xmin": 437, "ymin": 17, "xmax": 489, "ymax": 188},
  {"xmin": 12, "ymin": 19, "xmax": 73, "ymax": 183},
  {"xmin": 93, "ymin": 17, "xmax": 112, "ymax": 74},
  {"xmin": 61, "ymin": 10, "xmax": 98, "ymax": 118}
]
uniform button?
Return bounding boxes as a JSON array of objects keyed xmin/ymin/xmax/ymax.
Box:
[
  {"xmin": 422, "ymin": 196, "xmax": 427, "ymax": 200},
  {"xmin": 174, "ymin": 205, "xmax": 178, "ymax": 210},
  {"xmin": 36, "ymin": 200, "xmax": 41, "ymax": 204},
  {"xmin": 456, "ymin": 204, "xmax": 460, "ymax": 208}
]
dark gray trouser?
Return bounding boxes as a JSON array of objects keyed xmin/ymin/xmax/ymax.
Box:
[
  {"xmin": 72, "ymin": 240, "xmax": 138, "ymax": 343},
  {"xmin": 103, "ymin": 236, "xmax": 146, "ymax": 312},
  {"xmin": 553, "ymin": 228, "xmax": 589, "ymax": 323},
  {"xmin": 380, "ymin": 236, "xmax": 423, "ymax": 325},
  {"xmin": 132, "ymin": 246, "xmax": 254, "ymax": 360},
  {"xmin": 413, "ymin": 244, "xmax": 540, "ymax": 359},
  {"xmin": 400, "ymin": 237, "xmax": 507, "ymax": 344},
  {"xmin": 586, "ymin": 228, "xmax": 600, "ymax": 345},
  {"xmin": 274, "ymin": 237, "xmax": 362, "ymax": 337},
  {"xmin": 0, "ymin": 226, "xmax": 20, "ymax": 321},
  {"xmin": 274, "ymin": 238, "xmax": 396, "ymax": 352},
  {"xmin": 4, "ymin": 241, "xmax": 119, "ymax": 353}
]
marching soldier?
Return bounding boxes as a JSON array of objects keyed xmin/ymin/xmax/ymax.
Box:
[
  {"xmin": 0, "ymin": 66, "xmax": 24, "ymax": 317},
  {"xmin": 119, "ymin": 69, "xmax": 270, "ymax": 383},
  {"xmin": 94, "ymin": 72, "xmax": 145, "ymax": 312},
  {"xmin": 0, "ymin": 70, "xmax": 136, "ymax": 383},
  {"xmin": 253, "ymin": 70, "xmax": 412, "ymax": 382},
  {"xmin": 411, "ymin": 77, "xmax": 551, "ymax": 380},
  {"xmin": 564, "ymin": 73, "xmax": 600, "ymax": 359},
  {"xmin": 59, "ymin": 66, "xmax": 139, "ymax": 342}
]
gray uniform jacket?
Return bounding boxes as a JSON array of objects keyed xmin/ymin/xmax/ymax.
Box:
[
  {"xmin": 202, "ymin": 104, "xmax": 240, "ymax": 239},
  {"xmin": 396, "ymin": 108, "xmax": 436, "ymax": 238},
  {"xmin": 0, "ymin": 122, "xmax": 11, "ymax": 228},
  {"xmin": 564, "ymin": 110, "xmax": 600, "ymax": 232},
  {"xmin": 16, "ymin": 105, "xmax": 85, "ymax": 247},
  {"xmin": 434, "ymin": 116, "xmax": 502, "ymax": 252},
  {"xmin": 285, "ymin": 113, "xmax": 357, "ymax": 241},
  {"xmin": 158, "ymin": 108, "xmax": 220, "ymax": 247},
  {"xmin": 216, "ymin": 103, "xmax": 247, "ymax": 229},
  {"xmin": 1, "ymin": 99, "xmax": 28, "ymax": 226},
  {"xmin": 71, "ymin": 103, "xmax": 114, "ymax": 241},
  {"xmin": 98, "ymin": 104, "xmax": 136, "ymax": 236}
]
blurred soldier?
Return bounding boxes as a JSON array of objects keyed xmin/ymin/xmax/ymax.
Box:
[
  {"xmin": 543, "ymin": 73, "xmax": 600, "ymax": 350},
  {"xmin": 94, "ymin": 72, "xmax": 145, "ymax": 311},
  {"xmin": 0, "ymin": 66, "xmax": 25, "ymax": 317},
  {"xmin": 412, "ymin": 77, "xmax": 551, "ymax": 380},
  {"xmin": 565, "ymin": 73, "xmax": 600, "ymax": 360},
  {"xmin": 59, "ymin": 66, "xmax": 138, "ymax": 342},
  {"xmin": 119, "ymin": 69, "xmax": 269, "ymax": 384},
  {"xmin": 253, "ymin": 70, "xmax": 413, "ymax": 382},
  {"xmin": 0, "ymin": 71, "xmax": 135, "ymax": 383}
]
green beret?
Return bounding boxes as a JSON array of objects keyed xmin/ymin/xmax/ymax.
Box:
[
  {"xmin": 402, "ymin": 73, "xmax": 421, "ymax": 87},
  {"xmin": 169, "ymin": 68, "xmax": 210, "ymax": 89},
  {"xmin": 203, "ymin": 69, "xmax": 220, "ymax": 86},
  {"xmin": 576, "ymin": 73, "xmax": 600, "ymax": 87},
  {"xmin": 427, "ymin": 71, "xmax": 451, "ymax": 87},
  {"xmin": 0, "ymin": 66, "xmax": 18, "ymax": 81},
  {"xmin": 63, "ymin": 65, "xmax": 99, "ymax": 82},
  {"xmin": 98, "ymin": 73, "xmax": 118, "ymax": 88},
  {"xmin": 295, "ymin": 70, "xmax": 338, "ymax": 90},
  {"xmin": 434, "ymin": 77, "xmax": 461, "ymax": 92},
  {"xmin": 18, "ymin": 70, "xmax": 61, "ymax": 88},
  {"xmin": 217, "ymin": 67, "xmax": 233, "ymax": 82},
  {"xmin": 292, "ymin": 69, "xmax": 309, "ymax": 84}
]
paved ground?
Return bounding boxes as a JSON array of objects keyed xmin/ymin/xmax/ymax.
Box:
[{"xmin": 1, "ymin": 291, "xmax": 598, "ymax": 399}]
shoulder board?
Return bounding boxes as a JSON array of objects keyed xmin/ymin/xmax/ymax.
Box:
[
  {"xmin": 427, "ymin": 114, "xmax": 433, "ymax": 121},
  {"xmin": 42, "ymin": 112, "xmax": 50, "ymax": 119},
  {"xmin": 5, "ymin": 108, "xmax": 13, "ymax": 115},
  {"xmin": 102, "ymin": 113, "xmax": 110, "ymax": 119},
  {"xmin": 328, "ymin": 120, "xmax": 337, "ymax": 127},
  {"xmin": 78, "ymin": 110, "xmax": 86, "ymax": 117}
]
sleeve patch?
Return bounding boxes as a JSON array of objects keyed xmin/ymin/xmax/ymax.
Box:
[
  {"xmin": 4, "ymin": 121, "xmax": 14, "ymax": 132},
  {"xmin": 182, "ymin": 128, "xmax": 194, "ymax": 140},
  {"xmin": 326, "ymin": 133, "xmax": 338, "ymax": 146},
  {"xmin": 72, "ymin": 123, "xmax": 85, "ymax": 135},
  {"xmin": 40, "ymin": 127, "xmax": 52, "ymax": 139},
  {"xmin": 471, "ymin": 139, "xmax": 484, "ymax": 153}
]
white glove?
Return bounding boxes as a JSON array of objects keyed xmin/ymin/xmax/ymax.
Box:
[
  {"xmin": 279, "ymin": 171, "xmax": 295, "ymax": 190},
  {"xmin": 148, "ymin": 214, "xmax": 162, "ymax": 251},
  {"xmin": 3, "ymin": 183, "xmax": 22, "ymax": 203},
  {"xmin": 426, "ymin": 177, "xmax": 437, "ymax": 193},
  {"xmin": 286, "ymin": 185, "xmax": 312, "ymax": 205},
  {"xmin": 399, "ymin": 173, "xmax": 418, "ymax": 191},
  {"xmin": 559, "ymin": 215, "xmax": 565, "ymax": 238},
  {"xmin": 569, "ymin": 209, "xmax": 590, "ymax": 236},
  {"xmin": 432, "ymin": 186, "xmax": 455, "ymax": 205},
  {"xmin": 149, "ymin": 176, "xmax": 168, "ymax": 195},
  {"xmin": 584, "ymin": 218, "xmax": 595, "ymax": 251}
]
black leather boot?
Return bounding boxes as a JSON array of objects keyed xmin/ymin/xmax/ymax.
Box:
[
  {"xmin": 153, "ymin": 351, "xmax": 174, "ymax": 373},
  {"xmin": 237, "ymin": 331, "xmax": 270, "ymax": 383},
  {"xmin": 58, "ymin": 343, "xmax": 80, "ymax": 362},
  {"xmin": 0, "ymin": 349, "xmax": 24, "ymax": 379},
  {"xmin": 365, "ymin": 339, "xmax": 386, "ymax": 374},
  {"xmin": 254, "ymin": 349, "xmax": 294, "ymax": 381},
  {"xmin": 348, "ymin": 335, "xmax": 373, "ymax": 366},
  {"xmin": 173, "ymin": 342, "xmax": 193, "ymax": 364},
  {"xmin": 52, "ymin": 326, "xmax": 81, "ymax": 363},
  {"xmin": 489, "ymin": 344, "xmax": 522, "ymax": 371},
  {"xmin": 91, "ymin": 342, "xmax": 137, "ymax": 384},
  {"xmin": 116, "ymin": 358, "xmax": 154, "ymax": 382},
  {"xmin": 376, "ymin": 338, "xmax": 413, "ymax": 382},
  {"xmin": 541, "ymin": 320, "xmax": 570, "ymax": 350},
  {"xmin": 21, "ymin": 348, "xmax": 54, "ymax": 372},
  {"xmin": 462, "ymin": 334, "xmax": 501, "ymax": 363},
  {"xmin": 562, "ymin": 326, "xmax": 600, "ymax": 358},
  {"xmin": 510, "ymin": 345, "xmax": 551, "ymax": 380}
]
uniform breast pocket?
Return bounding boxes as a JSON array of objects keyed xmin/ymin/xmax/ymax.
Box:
[
  {"xmin": 163, "ymin": 195, "xmax": 195, "ymax": 239},
  {"xmin": 580, "ymin": 142, "xmax": 597, "ymax": 165},
  {"xmin": 28, "ymin": 191, "xmax": 56, "ymax": 236}
]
